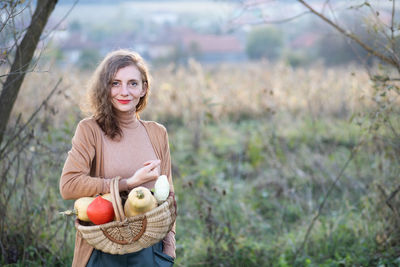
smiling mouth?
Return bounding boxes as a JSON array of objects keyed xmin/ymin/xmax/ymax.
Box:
[{"xmin": 117, "ymin": 100, "xmax": 131, "ymax": 104}]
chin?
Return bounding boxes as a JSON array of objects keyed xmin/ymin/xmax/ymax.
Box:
[
  {"xmin": 121, "ymin": 107, "xmax": 134, "ymax": 112},
  {"xmin": 114, "ymin": 104, "xmax": 135, "ymax": 113}
]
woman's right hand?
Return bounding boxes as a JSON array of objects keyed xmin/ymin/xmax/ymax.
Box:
[{"xmin": 126, "ymin": 159, "xmax": 161, "ymax": 189}]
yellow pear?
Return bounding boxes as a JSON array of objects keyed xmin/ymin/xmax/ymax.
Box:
[
  {"xmin": 74, "ymin": 197, "xmax": 94, "ymax": 222},
  {"xmin": 124, "ymin": 187, "xmax": 157, "ymax": 217},
  {"xmin": 101, "ymin": 193, "xmax": 113, "ymax": 202}
]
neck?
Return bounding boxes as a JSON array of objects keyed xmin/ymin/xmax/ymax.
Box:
[{"xmin": 114, "ymin": 109, "xmax": 139, "ymax": 129}]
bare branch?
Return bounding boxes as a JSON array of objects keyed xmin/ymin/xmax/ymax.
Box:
[
  {"xmin": 386, "ymin": 185, "xmax": 400, "ymax": 211},
  {"xmin": 0, "ymin": 2, "xmax": 20, "ymax": 33},
  {"xmin": 391, "ymin": 0, "xmax": 396, "ymax": 42},
  {"xmin": 297, "ymin": 0, "xmax": 399, "ymax": 69},
  {"xmin": 378, "ymin": 184, "xmax": 400, "ymax": 227},
  {"xmin": 227, "ymin": 0, "xmax": 311, "ymax": 27},
  {"xmin": 0, "ymin": 69, "xmax": 50, "ymax": 78},
  {"xmin": 363, "ymin": 2, "xmax": 400, "ymax": 65},
  {"xmin": 259, "ymin": 11, "xmax": 310, "ymax": 25},
  {"xmin": 294, "ymin": 140, "xmax": 362, "ymax": 260},
  {"xmin": 0, "ymin": 78, "xmax": 62, "ymax": 158},
  {"xmin": 390, "ymin": 0, "xmax": 398, "ymax": 62}
]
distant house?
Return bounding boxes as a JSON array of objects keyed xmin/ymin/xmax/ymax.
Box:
[
  {"xmin": 59, "ymin": 32, "xmax": 99, "ymax": 64},
  {"xmin": 290, "ymin": 32, "xmax": 319, "ymax": 49},
  {"xmin": 146, "ymin": 43, "xmax": 175, "ymax": 59},
  {"xmin": 142, "ymin": 27, "xmax": 247, "ymax": 63},
  {"xmin": 53, "ymin": 23, "xmax": 246, "ymax": 65},
  {"xmin": 180, "ymin": 32, "xmax": 246, "ymax": 62}
]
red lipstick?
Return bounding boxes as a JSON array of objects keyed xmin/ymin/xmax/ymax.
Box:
[{"xmin": 117, "ymin": 100, "xmax": 131, "ymax": 104}]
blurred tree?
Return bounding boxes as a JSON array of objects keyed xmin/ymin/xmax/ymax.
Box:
[
  {"xmin": 188, "ymin": 41, "xmax": 201, "ymax": 61},
  {"xmin": 0, "ymin": 0, "xmax": 58, "ymax": 146},
  {"xmin": 77, "ymin": 48, "xmax": 101, "ymax": 70},
  {"xmin": 316, "ymin": 33, "xmax": 365, "ymax": 65},
  {"xmin": 284, "ymin": 50, "xmax": 312, "ymax": 67},
  {"xmin": 69, "ymin": 20, "xmax": 82, "ymax": 32},
  {"xmin": 246, "ymin": 26, "xmax": 283, "ymax": 60}
]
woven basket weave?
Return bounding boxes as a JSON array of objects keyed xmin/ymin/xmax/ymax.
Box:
[{"xmin": 75, "ymin": 177, "xmax": 177, "ymax": 255}]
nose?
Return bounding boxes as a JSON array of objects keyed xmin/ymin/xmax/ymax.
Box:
[{"xmin": 120, "ymin": 83, "xmax": 129, "ymax": 96}]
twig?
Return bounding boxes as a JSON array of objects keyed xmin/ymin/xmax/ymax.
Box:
[
  {"xmin": 259, "ymin": 11, "xmax": 310, "ymax": 24},
  {"xmin": 0, "ymin": 1, "xmax": 24, "ymax": 33},
  {"xmin": 5, "ymin": 146, "xmax": 21, "ymax": 208},
  {"xmin": 293, "ymin": 140, "xmax": 362, "ymax": 259},
  {"xmin": 0, "ymin": 129, "xmax": 32, "ymax": 193},
  {"xmin": 296, "ymin": 0, "xmax": 399, "ymax": 69},
  {"xmin": 390, "ymin": 0, "xmax": 396, "ymax": 56},
  {"xmin": 0, "ymin": 78, "xmax": 62, "ymax": 157},
  {"xmin": 41, "ymin": 0, "xmax": 79, "ymax": 40},
  {"xmin": 386, "ymin": 184, "xmax": 400, "ymax": 226},
  {"xmin": 364, "ymin": 2, "xmax": 400, "ymax": 65},
  {"xmin": 226, "ymin": 1, "xmax": 311, "ymax": 28},
  {"xmin": 0, "ymin": 237, "xmax": 5, "ymax": 264},
  {"xmin": 0, "ymin": 69, "xmax": 51, "ymax": 78}
]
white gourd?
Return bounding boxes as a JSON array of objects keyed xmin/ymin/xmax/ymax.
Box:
[{"xmin": 154, "ymin": 175, "xmax": 170, "ymax": 204}]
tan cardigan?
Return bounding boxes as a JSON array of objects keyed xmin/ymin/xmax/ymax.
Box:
[{"xmin": 60, "ymin": 117, "xmax": 175, "ymax": 267}]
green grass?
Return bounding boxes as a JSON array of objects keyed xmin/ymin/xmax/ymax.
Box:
[
  {"xmin": 1, "ymin": 109, "xmax": 399, "ymax": 266},
  {"xmin": 169, "ymin": 114, "xmax": 400, "ymax": 266}
]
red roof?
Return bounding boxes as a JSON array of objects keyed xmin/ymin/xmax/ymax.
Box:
[
  {"xmin": 182, "ymin": 34, "xmax": 243, "ymax": 53},
  {"xmin": 290, "ymin": 32, "xmax": 319, "ymax": 49}
]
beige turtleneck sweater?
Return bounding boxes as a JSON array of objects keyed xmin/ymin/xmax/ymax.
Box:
[
  {"xmin": 60, "ymin": 111, "xmax": 176, "ymax": 267},
  {"xmin": 102, "ymin": 111, "xmax": 158, "ymax": 190}
]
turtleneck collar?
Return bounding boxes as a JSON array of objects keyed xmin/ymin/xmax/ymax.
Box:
[{"xmin": 114, "ymin": 109, "xmax": 140, "ymax": 129}]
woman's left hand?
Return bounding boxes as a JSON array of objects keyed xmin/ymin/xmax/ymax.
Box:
[{"xmin": 126, "ymin": 159, "xmax": 160, "ymax": 189}]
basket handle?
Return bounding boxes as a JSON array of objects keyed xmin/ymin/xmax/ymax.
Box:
[{"xmin": 110, "ymin": 177, "xmax": 125, "ymax": 222}]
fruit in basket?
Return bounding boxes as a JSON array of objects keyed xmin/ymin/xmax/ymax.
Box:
[
  {"xmin": 73, "ymin": 197, "xmax": 94, "ymax": 222},
  {"xmin": 154, "ymin": 175, "xmax": 170, "ymax": 204},
  {"xmin": 101, "ymin": 193, "xmax": 112, "ymax": 202},
  {"xmin": 87, "ymin": 196, "xmax": 115, "ymax": 225},
  {"xmin": 124, "ymin": 186, "xmax": 157, "ymax": 217},
  {"xmin": 60, "ymin": 194, "xmax": 115, "ymax": 223}
]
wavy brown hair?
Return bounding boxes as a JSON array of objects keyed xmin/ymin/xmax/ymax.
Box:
[{"xmin": 84, "ymin": 49, "xmax": 151, "ymax": 139}]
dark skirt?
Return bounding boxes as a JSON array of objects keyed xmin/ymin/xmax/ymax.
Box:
[{"xmin": 86, "ymin": 241, "xmax": 174, "ymax": 267}]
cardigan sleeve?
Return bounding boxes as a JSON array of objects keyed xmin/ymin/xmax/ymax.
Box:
[
  {"xmin": 161, "ymin": 128, "xmax": 174, "ymax": 193},
  {"xmin": 59, "ymin": 119, "xmax": 114, "ymax": 200},
  {"xmin": 160, "ymin": 126, "xmax": 177, "ymax": 258}
]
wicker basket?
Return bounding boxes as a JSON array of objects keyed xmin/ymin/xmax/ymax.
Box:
[{"xmin": 75, "ymin": 177, "xmax": 177, "ymax": 255}]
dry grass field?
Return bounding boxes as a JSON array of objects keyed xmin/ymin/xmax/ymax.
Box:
[{"xmin": 13, "ymin": 60, "xmax": 375, "ymax": 124}]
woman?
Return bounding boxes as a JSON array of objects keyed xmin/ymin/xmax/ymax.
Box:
[{"xmin": 60, "ymin": 49, "xmax": 176, "ymax": 267}]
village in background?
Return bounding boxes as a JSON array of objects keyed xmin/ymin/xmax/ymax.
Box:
[{"xmin": 44, "ymin": 0, "xmax": 383, "ymax": 69}]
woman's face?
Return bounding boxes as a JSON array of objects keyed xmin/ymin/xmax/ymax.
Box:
[{"xmin": 110, "ymin": 65, "xmax": 146, "ymax": 113}]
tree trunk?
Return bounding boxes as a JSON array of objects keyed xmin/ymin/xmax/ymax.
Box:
[{"xmin": 0, "ymin": 0, "xmax": 58, "ymax": 146}]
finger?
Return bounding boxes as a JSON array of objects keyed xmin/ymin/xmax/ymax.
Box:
[
  {"xmin": 149, "ymin": 162, "xmax": 160, "ymax": 171},
  {"xmin": 143, "ymin": 159, "xmax": 160, "ymax": 167},
  {"xmin": 143, "ymin": 162, "xmax": 155, "ymax": 171},
  {"xmin": 147, "ymin": 160, "xmax": 161, "ymax": 170},
  {"xmin": 143, "ymin": 160, "xmax": 154, "ymax": 166}
]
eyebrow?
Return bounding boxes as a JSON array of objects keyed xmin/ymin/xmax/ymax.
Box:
[{"xmin": 112, "ymin": 78, "xmax": 140, "ymax": 82}]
